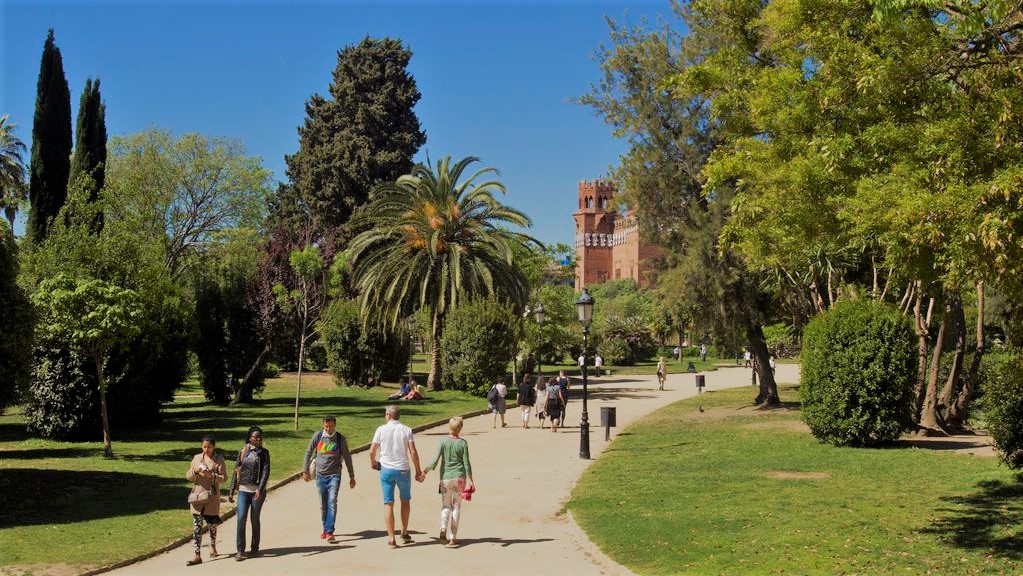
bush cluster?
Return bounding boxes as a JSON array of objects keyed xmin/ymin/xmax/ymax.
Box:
[
  {"xmin": 978, "ymin": 349, "xmax": 1023, "ymax": 469},
  {"xmin": 440, "ymin": 296, "xmax": 516, "ymax": 395},
  {"xmin": 319, "ymin": 298, "xmax": 408, "ymax": 387},
  {"xmin": 800, "ymin": 299, "xmax": 916, "ymax": 447}
]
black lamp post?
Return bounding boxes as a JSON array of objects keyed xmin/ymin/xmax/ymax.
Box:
[
  {"xmin": 534, "ymin": 303, "xmax": 545, "ymax": 375},
  {"xmin": 576, "ymin": 288, "xmax": 595, "ymax": 459},
  {"xmin": 407, "ymin": 316, "xmax": 416, "ymax": 382}
]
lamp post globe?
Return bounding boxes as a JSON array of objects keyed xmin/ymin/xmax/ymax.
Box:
[{"xmin": 575, "ymin": 288, "xmax": 595, "ymax": 459}]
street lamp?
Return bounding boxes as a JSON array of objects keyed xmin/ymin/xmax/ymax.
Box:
[
  {"xmin": 534, "ymin": 303, "xmax": 545, "ymax": 375},
  {"xmin": 576, "ymin": 288, "xmax": 595, "ymax": 459},
  {"xmin": 407, "ymin": 316, "xmax": 417, "ymax": 383}
]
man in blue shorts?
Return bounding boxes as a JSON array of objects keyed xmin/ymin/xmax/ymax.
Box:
[{"xmin": 369, "ymin": 405, "xmax": 424, "ymax": 548}]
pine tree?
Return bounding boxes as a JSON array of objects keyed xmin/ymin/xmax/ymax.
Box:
[
  {"xmin": 70, "ymin": 77, "xmax": 107, "ymax": 232},
  {"xmin": 271, "ymin": 37, "xmax": 426, "ymax": 237},
  {"xmin": 28, "ymin": 29, "xmax": 73, "ymax": 244}
]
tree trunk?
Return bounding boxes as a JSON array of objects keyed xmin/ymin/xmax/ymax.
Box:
[
  {"xmin": 427, "ymin": 313, "xmax": 444, "ymax": 391},
  {"xmin": 294, "ymin": 334, "xmax": 306, "ymax": 431},
  {"xmin": 95, "ymin": 357, "xmax": 113, "ymax": 458},
  {"xmin": 749, "ymin": 325, "xmax": 778, "ymax": 406},
  {"xmin": 912, "ymin": 289, "xmax": 933, "ymax": 421},
  {"xmin": 231, "ymin": 342, "xmax": 271, "ymax": 406},
  {"xmin": 918, "ymin": 298, "xmax": 947, "ymax": 435},
  {"xmin": 948, "ymin": 281, "xmax": 985, "ymax": 429},
  {"xmin": 936, "ymin": 296, "xmax": 966, "ymax": 426}
]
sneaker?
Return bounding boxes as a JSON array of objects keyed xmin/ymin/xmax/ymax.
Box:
[
  {"xmin": 235, "ymin": 552, "xmax": 246, "ymax": 561},
  {"xmin": 401, "ymin": 532, "xmax": 413, "ymax": 543},
  {"xmin": 327, "ymin": 533, "xmax": 337, "ymax": 543},
  {"xmin": 320, "ymin": 531, "xmax": 328, "ymax": 540},
  {"xmin": 186, "ymin": 555, "xmax": 202, "ymax": 566}
]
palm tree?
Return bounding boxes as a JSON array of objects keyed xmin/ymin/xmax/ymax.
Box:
[
  {"xmin": 0, "ymin": 115, "xmax": 29, "ymax": 230},
  {"xmin": 348, "ymin": 155, "xmax": 533, "ymax": 390}
]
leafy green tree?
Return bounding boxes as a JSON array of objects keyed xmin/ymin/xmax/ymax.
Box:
[
  {"xmin": 440, "ymin": 296, "xmax": 518, "ymax": 395},
  {"xmin": 70, "ymin": 78, "xmax": 107, "ymax": 232},
  {"xmin": 105, "ymin": 128, "xmax": 271, "ymax": 279},
  {"xmin": 273, "ymin": 245, "xmax": 329, "ymax": 429},
  {"xmin": 32, "ymin": 274, "xmax": 142, "ymax": 457},
  {"xmin": 28, "ymin": 29, "xmax": 72, "ymax": 243},
  {"xmin": 273, "ymin": 36, "xmax": 426, "ymax": 236},
  {"xmin": 0, "ymin": 114, "xmax": 29, "ymax": 229},
  {"xmin": 320, "ymin": 298, "xmax": 409, "ymax": 387},
  {"xmin": 0, "ymin": 221, "xmax": 34, "ymax": 412},
  {"xmin": 348, "ymin": 155, "xmax": 532, "ymax": 390}
]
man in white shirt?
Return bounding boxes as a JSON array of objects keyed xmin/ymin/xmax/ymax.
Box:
[
  {"xmin": 369, "ymin": 405, "xmax": 423, "ymax": 548},
  {"xmin": 594, "ymin": 355, "xmax": 603, "ymax": 377}
]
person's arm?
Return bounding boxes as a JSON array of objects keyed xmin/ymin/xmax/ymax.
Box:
[
  {"xmin": 228, "ymin": 448, "xmax": 242, "ymax": 502},
  {"xmin": 340, "ymin": 436, "xmax": 356, "ymax": 488},
  {"xmin": 302, "ymin": 432, "xmax": 318, "ymax": 481},
  {"xmin": 408, "ymin": 434, "xmax": 423, "ymax": 481},
  {"xmin": 214, "ymin": 455, "xmax": 227, "ymax": 485},
  {"xmin": 461, "ymin": 441, "xmax": 473, "ymax": 485},
  {"xmin": 369, "ymin": 442, "xmax": 380, "ymax": 469},
  {"xmin": 256, "ymin": 450, "xmax": 270, "ymax": 499},
  {"xmin": 186, "ymin": 454, "xmax": 198, "ymax": 481},
  {"xmin": 424, "ymin": 440, "xmax": 444, "ymax": 473}
]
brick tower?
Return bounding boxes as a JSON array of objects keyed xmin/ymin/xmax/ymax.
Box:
[{"xmin": 573, "ymin": 180, "xmax": 616, "ymax": 290}]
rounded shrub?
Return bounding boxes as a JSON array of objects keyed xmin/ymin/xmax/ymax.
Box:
[
  {"xmin": 800, "ymin": 299, "xmax": 916, "ymax": 447},
  {"xmin": 320, "ymin": 298, "xmax": 408, "ymax": 387},
  {"xmin": 440, "ymin": 296, "xmax": 517, "ymax": 396},
  {"xmin": 978, "ymin": 350, "xmax": 1023, "ymax": 469}
]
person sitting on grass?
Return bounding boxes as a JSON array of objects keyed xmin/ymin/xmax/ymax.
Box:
[
  {"xmin": 402, "ymin": 381, "xmax": 425, "ymax": 401},
  {"xmin": 388, "ymin": 380, "xmax": 413, "ymax": 401}
]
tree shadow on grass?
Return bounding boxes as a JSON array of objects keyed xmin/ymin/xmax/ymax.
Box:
[
  {"xmin": 0, "ymin": 468, "xmax": 186, "ymax": 528},
  {"xmin": 0, "ymin": 446, "xmax": 105, "ymax": 459},
  {"xmin": 920, "ymin": 479, "xmax": 1023, "ymax": 560}
]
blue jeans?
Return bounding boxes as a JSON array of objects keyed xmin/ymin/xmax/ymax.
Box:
[
  {"xmin": 235, "ymin": 490, "xmax": 264, "ymax": 553},
  {"xmin": 316, "ymin": 474, "xmax": 341, "ymax": 533}
]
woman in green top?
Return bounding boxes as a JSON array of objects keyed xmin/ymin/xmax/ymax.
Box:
[{"xmin": 422, "ymin": 416, "xmax": 475, "ymax": 547}]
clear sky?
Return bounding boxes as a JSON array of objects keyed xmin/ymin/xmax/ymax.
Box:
[{"xmin": 1, "ymin": 0, "xmax": 669, "ymax": 247}]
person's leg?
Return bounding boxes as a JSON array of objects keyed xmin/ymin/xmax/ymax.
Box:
[
  {"xmin": 318, "ymin": 474, "xmax": 340, "ymax": 535},
  {"xmin": 380, "ymin": 468, "xmax": 397, "ymax": 545},
  {"xmin": 316, "ymin": 474, "xmax": 329, "ymax": 533},
  {"xmin": 447, "ymin": 478, "xmax": 464, "ymax": 543},
  {"xmin": 384, "ymin": 503, "xmax": 396, "ymax": 543},
  {"xmin": 400, "ymin": 499, "xmax": 411, "ymax": 539},
  {"xmin": 208, "ymin": 520, "xmax": 218, "ymax": 556},
  {"xmin": 235, "ymin": 492, "xmax": 251, "ymax": 555},
  {"xmin": 396, "ymin": 470, "xmax": 413, "ymax": 540},
  {"xmin": 189, "ymin": 514, "xmax": 203, "ymax": 563},
  {"xmin": 439, "ymin": 483, "xmax": 453, "ymax": 539},
  {"xmin": 249, "ymin": 492, "xmax": 264, "ymax": 554}
]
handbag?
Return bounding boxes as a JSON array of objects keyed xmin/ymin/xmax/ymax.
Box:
[{"xmin": 188, "ymin": 484, "xmax": 212, "ymax": 506}]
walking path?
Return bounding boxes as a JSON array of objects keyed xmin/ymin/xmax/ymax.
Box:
[{"xmin": 108, "ymin": 364, "xmax": 798, "ymax": 576}]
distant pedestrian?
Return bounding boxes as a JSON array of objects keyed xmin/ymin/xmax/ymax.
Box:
[
  {"xmin": 545, "ymin": 377, "xmax": 566, "ymax": 433},
  {"xmin": 422, "ymin": 417, "xmax": 475, "ymax": 548},
  {"xmin": 186, "ymin": 434, "xmax": 226, "ymax": 566},
  {"xmin": 302, "ymin": 415, "xmax": 356, "ymax": 544},
  {"xmin": 518, "ymin": 375, "xmax": 537, "ymax": 429},
  {"xmin": 578, "ymin": 353, "xmax": 585, "ymax": 369},
  {"xmin": 656, "ymin": 356, "xmax": 667, "ymax": 390},
  {"xmin": 369, "ymin": 405, "xmax": 424, "ymax": 548},
  {"xmin": 228, "ymin": 426, "xmax": 270, "ymax": 561},
  {"xmin": 556, "ymin": 370, "xmax": 571, "ymax": 422},
  {"xmin": 487, "ymin": 380, "xmax": 508, "ymax": 428},
  {"xmin": 674, "ymin": 345, "xmax": 682, "ymax": 362},
  {"xmin": 699, "ymin": 343, "xmax": 708, "ymax": 362},
  {"xmin": 594, "ymin": 355, "xmax": 603, "ymax": 377},
  {"xmin": 534, "ymin": 376, "xmax": 549, "ymax": 429},
  {"xmin": 743, "ymin": 349, "xmax": 752, "ymax": 368},
  {"xmin": 769, "ymin": 353, "xmax": 777, "ymax": 375}
]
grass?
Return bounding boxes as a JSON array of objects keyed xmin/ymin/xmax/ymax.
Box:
[
  {"xmin": 569, "ymin": 384, "xmax": 1023, "ymax": 575},
  {"xmin": 0, "ymin": 373, "xmax": 483, "ymax": 572}
]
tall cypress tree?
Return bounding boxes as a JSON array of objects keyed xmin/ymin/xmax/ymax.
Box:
[
  {"xmin": 271, "ymin": 37, "xmax": 426, "ymax": 237},
  {"xmin": 70, "ymin": 77, "xmax": 107, "ymax": 232},
  {"xmin": 28, "ymin": 29, "xmax": 72, "ymax": 244}
]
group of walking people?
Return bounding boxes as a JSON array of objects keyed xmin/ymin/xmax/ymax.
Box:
[
  {"xmin": 493, "ymin": 370, "xmax": 571, "ymax": 433},
  {"xmin": 183, "ymin": 405, "xmax": 474, "ymax": 565}
]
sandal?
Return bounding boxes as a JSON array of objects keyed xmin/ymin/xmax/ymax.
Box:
[
  {"xmin": 401, "ymin": 532, "xmax": 414, "ymax": 543},
  {"xmin": 387, "ymin": 540, "xmax": 399, "ymax": 549}
]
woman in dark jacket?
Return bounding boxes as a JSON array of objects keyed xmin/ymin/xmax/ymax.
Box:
[{"xmin": 228, "ymin": 425, "xmax": 270, "ymax": 561}]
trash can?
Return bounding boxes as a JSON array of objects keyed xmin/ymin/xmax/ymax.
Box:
[
  {"xmin": 600, "ymin": 406, "xmax": 616, "ymax": 441},
  {"xmin": 600, "ymin": 406, "xmax": 617, "ymax": 427},
  {"xmin": 695, "ymin": 374, "xmax": 705, "ymax": 391}
]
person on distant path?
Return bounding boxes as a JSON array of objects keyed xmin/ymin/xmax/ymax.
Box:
[
  {"xmin": 594, "ymin": 354, "xmax": 603, "ymax": 377},
  {"xmin": 743, "ymin": 349, "xmax": 752, "ymax": 368},
  {"xmin": 228, "ymin": 425, "xmax": 270, "ymax": 561},
  {"xmin": 700, "ymin": 343, "xmax": 708, "ymax": 362},
  {"xmin": 546, "ymin": 376, "xmax": 566, "ymax": 433},
  {"xmin": 555, "ymin": 370, "xmax": 571, "ymax": 422},
  {"xmin": 674, "ymin": 345, "xmax": 682, "ymax": 362},
  {"xmin": 422, "ymin": 417, "xmax": 475, "ymax": 548},
  {"xmin": 488, "ymin": 380, "xmax": 508, "ymax": 428},
  {"xmin": 769, "ymin": 353, "xmax": 777, "ymax": 375},
  {"xmin": 369, "ymin": 405, "xmax": 424, "ymax": 548},
  {"xmin": 518, "ymin": 374, "xmax": 536, "ymax": 429},
  {"xmin": 302, "ymin": 415, "xmax": 356, "ymax": 543},
  {"xmin": 534, "ymin": 375, "xmax": 549, "ymax": 429},
  {"xmin": 656, "ymin": 356, "xmax": 667, "ymax": 391},
  {"xmin": 186, "ymin": 434, "xmax": 226, "ymax": 566}
]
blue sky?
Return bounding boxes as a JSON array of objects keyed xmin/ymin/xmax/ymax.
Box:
[{"xmin": 1, "ymin": 0, "xmax": 670, "ymax": 247}]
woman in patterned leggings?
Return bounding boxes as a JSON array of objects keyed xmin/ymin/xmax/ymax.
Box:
[
  {"xmin": 421, "ymin": 417, "xmax": 475, "ymax": 547},
  {"xmin": 186, "ymin": 435, "xmax": 226, "ymax": 566}
]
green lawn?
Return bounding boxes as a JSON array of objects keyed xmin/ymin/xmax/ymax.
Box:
[
  {"xmin": 0, "ymin": 373, "xmax": 483, "ymax": 572},
  {"xmin": 569, "ymin": 385, "xmax": 1023, "ymax": 575}
]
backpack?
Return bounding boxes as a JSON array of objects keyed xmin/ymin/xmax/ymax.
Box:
[{"xmin": 486, "ymin": 386, "xmax": 499, "ymax": 404}]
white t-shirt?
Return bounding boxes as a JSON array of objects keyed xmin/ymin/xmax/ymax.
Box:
[
  {"xmin": 496, "ymin": 383, "xmax": 508, "ymax": 398},
  {"xmin": 372, "ymin": 419, "xmax": 414, "ymax": 470},
  {"xmin": 595, "ymin": 356, "xmax": 603, "ymax": 367},
  {"xmin": 578, "ymin": 355, "xmax": 585, "ymax": 366}
]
